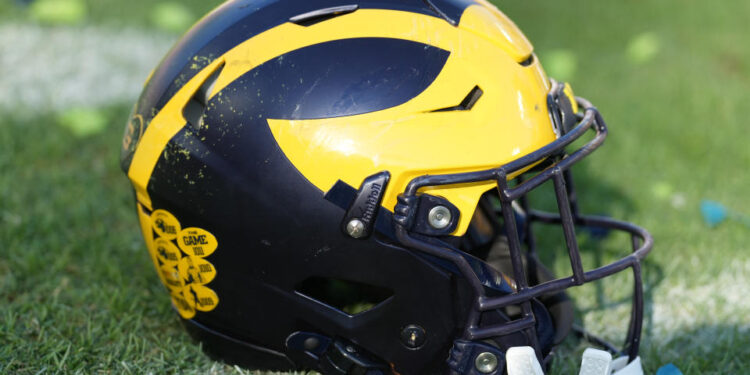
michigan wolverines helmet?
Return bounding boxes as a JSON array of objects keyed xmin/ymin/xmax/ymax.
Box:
[{"xmin": 121, "ymin": 0, "xmax": 653, "ymax": 373}]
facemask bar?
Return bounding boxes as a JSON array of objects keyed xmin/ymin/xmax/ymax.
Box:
[{"xmin": 393, "ymin": 90, "xmax": 654, "ymax": 364}]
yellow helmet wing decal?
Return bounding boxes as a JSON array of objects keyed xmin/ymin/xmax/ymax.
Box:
[{"xmin": 128, "ymin": 8, "xmax": 556, "ymax": 235}]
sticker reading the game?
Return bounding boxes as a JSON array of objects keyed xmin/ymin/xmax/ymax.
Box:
[
  {"xmin": 177, "ymin": 227, "xmax": 217, "ymax": 257},
  {"xmin": 144, "ymin": 209, "xmax": 220, "ymax": 320}
]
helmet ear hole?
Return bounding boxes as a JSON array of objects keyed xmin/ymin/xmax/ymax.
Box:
[{"xmin": 295, "ymin": 277, "xmax": 394, "ymax": 316}]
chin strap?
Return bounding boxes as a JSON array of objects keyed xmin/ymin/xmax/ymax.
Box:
[{"xmin": 506, "ymin": 347, "xmax": 644, "ymax": 375}]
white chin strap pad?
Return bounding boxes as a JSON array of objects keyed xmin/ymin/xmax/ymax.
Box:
[
  {"xmin": 506, "ymin": 347, "xmax": 544, "ymax": 375},
  {"xmin": 580, "ymin": 348, "xmax": 644, "ymax": 375},
  {"xmin": 505, "ymin": 347, "xmax": 644, "ymax": 375},
  {"xmin": 610, "ymin": 355, "xmax": 644, "ymax": 375},
  {"xmin": 579, "ymin": 348, "xmax": 612, "ymax": 375}
]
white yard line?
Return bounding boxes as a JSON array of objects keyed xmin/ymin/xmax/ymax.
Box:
[
  {"xmin": 648, "ymin": 259, "xmax": 750, "ymax": 345},
  {"xmin": 579, "ymin": 259, "xmax": 750, "ymax": 347},
  {"xmin": 0, "ymin": 23, "xmax": 175, "ymax": 116}
]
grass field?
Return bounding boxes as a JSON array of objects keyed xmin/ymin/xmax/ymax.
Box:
[{"xmin": 1, "ymin": 0, "xmax": 749, "ymax": 374}]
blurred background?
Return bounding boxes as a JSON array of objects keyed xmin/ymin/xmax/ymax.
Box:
[{"xmin": 1, "ymin": 0, "xmax": 748, "ymax": 373}]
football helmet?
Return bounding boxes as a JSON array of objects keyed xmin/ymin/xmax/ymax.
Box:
[{"xmin": 121, "ymin": 0, "xmax": 653, "ymax": 374}]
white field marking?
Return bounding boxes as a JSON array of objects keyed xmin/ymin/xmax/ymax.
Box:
[
  {"xmin": 648, "ymin": 258, "xmax": 750, "ymax": 345},
  {"xmin": 578, "ymin": 259, "xmax": 750, "ymax": 346},
  {"xmin": 0, "ymin": 23, "xmax": 176, "ymax": 116}
]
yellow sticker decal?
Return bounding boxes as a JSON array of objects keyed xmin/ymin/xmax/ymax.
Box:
[
  {"xmin": 160, "ymin": 264, "xmax": 184, "ymax": 291},
  {"xmin": 154, "ymin": 237, "xmax": 181, "ymax": 266},
  {"xmin": 172, "ymin": 292, "xmax": 196, "ymax": 319},
  {"xmin": 183, "ymin": 284, "xmax": 219, "ymax": 312},
  {"xmin": 152, "ymin": 209, "xmax": 181, "ymax": 240},
  {"xmin": 178, "ymin": 255, "xmax": 216, "ymax": 285},
  {"xmin": 177, "ymin": 227, "xmax": 218, "ymax": 257},
  {"xmin": 142, "ymin": 208, "xmax": 221, "ymax": 318}
]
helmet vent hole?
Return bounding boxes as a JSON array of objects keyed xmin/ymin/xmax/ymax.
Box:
[
  {"xmin": 519, "ymin": 54, "xmax": 535, "ymax": 67},
  {"xmin": 430, "ymin": 85, "xmax": 483, "ymax": 112},
  {"xmin": 295, "ymin": 277, "xmax": 393, "ymax": 316},
  {"xmin": 289, "ymin": 5, "xmax": 358, "ymax": 27},
  {"xmin": 183, "ymin": 62, "xmax": 224, "ymax": 131}
]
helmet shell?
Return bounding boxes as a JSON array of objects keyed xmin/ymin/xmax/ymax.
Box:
[{"xmin": 122, "ymin": 0, "xmax": 559, "ymax": 373}]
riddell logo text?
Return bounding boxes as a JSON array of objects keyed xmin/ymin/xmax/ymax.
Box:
[{"xmin": 358, "ymin": 183, "xmax": 382, "ymax": 225}]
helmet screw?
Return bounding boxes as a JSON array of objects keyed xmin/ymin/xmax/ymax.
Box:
[
  {"xmin": 346, "ymin": 219, "xmax": 365, "ymax": 238},
  {"xmin": 475, "ymin": 352, "xmax": 499, "ymax": 374},
  {"xmin": 427, "ymin": 206, "xmax": 452, "ymax": 229},
  {"xmin": 400, "ymin": 325, "xmax": 426, "ymax": 349}
]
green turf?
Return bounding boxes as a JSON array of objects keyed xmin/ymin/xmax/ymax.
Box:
[
  {"xmin": 0, "ymin": 0, "xmax": 217, "ymax": 28},
  {"xmin": 1, "ymin": 0, "xmax": 749, "ymax": 374}
]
